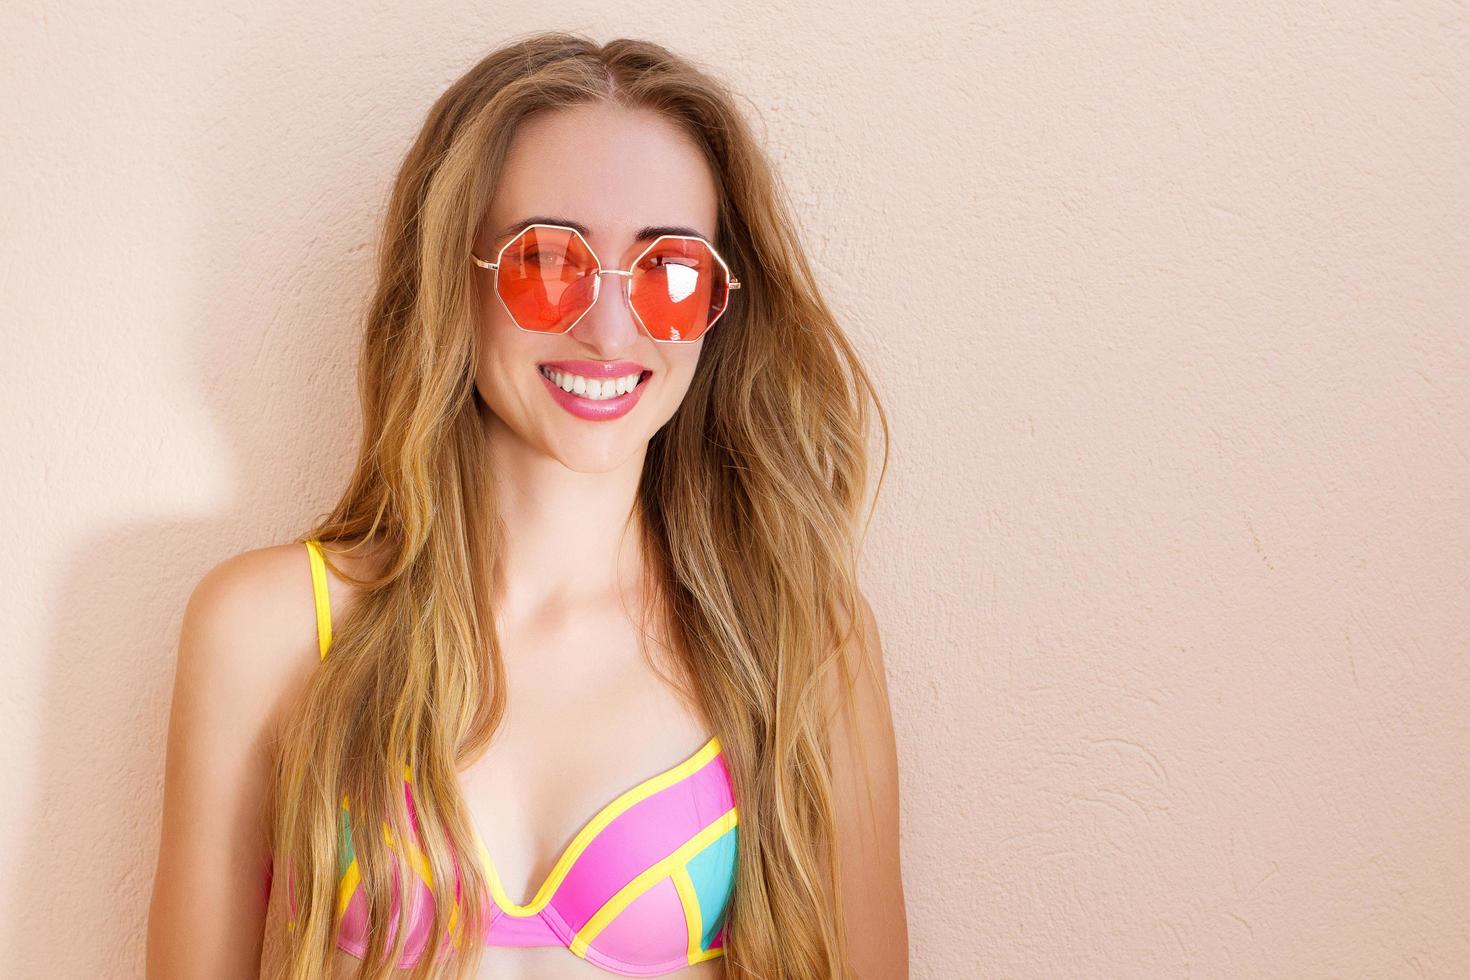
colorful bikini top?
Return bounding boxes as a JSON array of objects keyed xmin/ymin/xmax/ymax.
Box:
[{"xmin": 296, "ymin": 539, "xmax": 738, "ymax": 975}]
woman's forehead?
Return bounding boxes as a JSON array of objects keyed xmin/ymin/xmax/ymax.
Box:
[{"xmin": 489, "ymin": 104, "xmax": 719, "ymax": 248}]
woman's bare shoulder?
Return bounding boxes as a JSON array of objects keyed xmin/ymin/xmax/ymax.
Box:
[
  {"xmin": 176, "ymin": 535, "xmax": 387, "ymax": 703},
  {"xmin": 174, "ymin": 541, "xmax": 337, "ymax": 740}
]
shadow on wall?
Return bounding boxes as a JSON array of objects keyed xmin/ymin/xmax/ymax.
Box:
[{"xmin": 3, "ymin": 20, "xmax": 402, "ymax": 978}]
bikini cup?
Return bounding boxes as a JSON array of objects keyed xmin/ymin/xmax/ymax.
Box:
[{"xmin": 294, "ymin": 539, "xmax": 739, "ymax": 976}]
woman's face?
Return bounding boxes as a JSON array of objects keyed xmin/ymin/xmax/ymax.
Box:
[{"xmin": 473, "ymin": 103, "xmax": 721, "ymax": 474}]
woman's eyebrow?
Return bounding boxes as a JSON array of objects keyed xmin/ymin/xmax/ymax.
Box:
[{"xmin": 498, "ymin": 215, "xmax": 711, "ymax": 242}]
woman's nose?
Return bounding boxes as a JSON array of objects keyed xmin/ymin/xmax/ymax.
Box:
[{"xmin": 570, "ymin": 269, "xmax": 644, "ymax": 349}]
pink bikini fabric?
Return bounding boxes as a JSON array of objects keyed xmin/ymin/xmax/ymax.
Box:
[{"xmin": 328, "ymin": 740, "xmax": 738, "ymax": 975}]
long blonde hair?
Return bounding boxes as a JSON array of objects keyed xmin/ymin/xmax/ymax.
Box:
[{"xmin": 266, "ymin": 31, "xmax": 889, "ymax": 979}]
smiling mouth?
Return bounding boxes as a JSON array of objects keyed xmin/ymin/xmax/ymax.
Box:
[{"xmin": 536, "ymin": 365, "xmax": 652, "ymax": 401}]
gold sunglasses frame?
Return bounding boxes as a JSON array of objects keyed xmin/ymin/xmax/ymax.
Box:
[{"xmin": 469, "ymin": 222, "xmax": 742, "ymax": 344}]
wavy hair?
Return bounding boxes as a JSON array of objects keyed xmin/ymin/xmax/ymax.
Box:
[{"xmin": 263, "ymin": 30, "xmax": 889, "ymax": 980}]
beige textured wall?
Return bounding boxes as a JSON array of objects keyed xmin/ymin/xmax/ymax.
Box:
[{"xmin": 3, "ymin": 3, "xmax": 1467, "ymax": 978}]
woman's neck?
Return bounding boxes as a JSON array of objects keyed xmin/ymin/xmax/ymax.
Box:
[{"xmin": 485, "ymin": 421, "xmax": 650, "ymax": 624}]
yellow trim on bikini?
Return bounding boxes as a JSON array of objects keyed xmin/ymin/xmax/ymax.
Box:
[
  {"xmin": 669, "ymin": 865, "xmax": 705, "ymax": 964},
  {"xmin": 336, "ymin": 825, "xmax": 462, "ymax": 939},
  {"xmin": 304, "ymin": 539, "xmax": 332, "ymax": 659},
  {"xmin": 471, "ymin": 736, "xmax": 725, "ymax": 917},
  {"xmin": 337, "ymin": 857, "xmax": 361, "ymax": 918},
  {"xmin": 569, "ymin": 807, "xmax": 738, "ymax": 957},
  {"xmin": 671, "ymin": 861, "xmax": 725, "ymax": 964}
]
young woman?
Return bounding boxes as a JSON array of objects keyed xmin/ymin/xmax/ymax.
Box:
[{"xmin": 147, "ymin": 32, "xmax": 905, "ymax": 980}]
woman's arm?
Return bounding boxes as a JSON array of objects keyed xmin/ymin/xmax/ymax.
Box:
[
  {"xmin": 827, "ymin": 593, "xmax": 909, "ymax": 977},
  {"xmin": 147, "ymin": 546, "xmax": 317, "ymax": 979}
]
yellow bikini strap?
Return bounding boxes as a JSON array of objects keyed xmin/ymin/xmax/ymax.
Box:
[{"xmin": 304, "ymin": 539, "xmax": 333, "ymax": 660}]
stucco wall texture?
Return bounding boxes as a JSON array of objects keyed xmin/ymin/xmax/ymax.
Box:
[{"xmin": 3, "ymin": 2, "xmax": 1467, "ymax": 978}]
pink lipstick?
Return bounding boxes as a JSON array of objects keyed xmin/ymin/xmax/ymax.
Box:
[{"xmin": 536, "ymin": 359, "xmax": 651, "ymax": 421}]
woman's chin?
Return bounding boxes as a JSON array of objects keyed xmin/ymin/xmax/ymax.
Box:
[
  {"xmin": 478, "ymin": 377, "xmax": 674, "ymax": 474},
  {"xmin": 542, "ymin": 432, "xmax": 650, "ymax": 475}
]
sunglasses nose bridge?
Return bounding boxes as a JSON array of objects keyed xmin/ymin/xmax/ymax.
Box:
[{"xmin": 566, "ymin": 266, "xmax": 645, "ymax": 341}]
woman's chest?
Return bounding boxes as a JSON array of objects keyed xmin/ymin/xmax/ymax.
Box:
[
  {"xmin": 332, "ymin": 733, "xmax": 739, "ymax": 976},
  {"xmin": 467, "ymin": 604, "xmax": 714, "ymax": 900},
  {"xmin": 329, "ymin": 624, "xmax": 741, "ymax": 976}
]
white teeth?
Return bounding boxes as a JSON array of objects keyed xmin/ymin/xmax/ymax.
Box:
[{"xmin": 538, "ymin": 366, "xmax": 645, "ymax": 401}]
